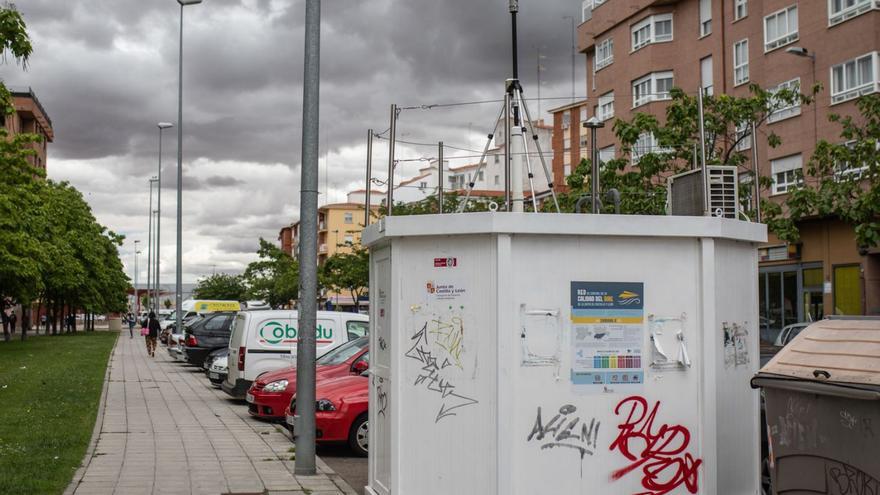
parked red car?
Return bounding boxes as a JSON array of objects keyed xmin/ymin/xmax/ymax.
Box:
[
  {"xmin": 246, "ymin": 336, "xmax": 369, "ymax": 420},
  {"xmin": 285, "ymin": 373, "xmax": 369, "ymax": 456}
]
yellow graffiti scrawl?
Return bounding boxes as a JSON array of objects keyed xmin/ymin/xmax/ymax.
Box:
[{"xmin": 428, "ymin": 316, "xmax": 465, "ymax": 369}]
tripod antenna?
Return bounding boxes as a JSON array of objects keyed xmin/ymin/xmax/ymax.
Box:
[{"xmin": 509, "ymin": 0, "xmax": 519, "ymax": 81}]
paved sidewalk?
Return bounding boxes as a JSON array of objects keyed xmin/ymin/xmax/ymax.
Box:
[{"xmin": 69, "ymin": 335, "xmax": 356, "ymax": 495}]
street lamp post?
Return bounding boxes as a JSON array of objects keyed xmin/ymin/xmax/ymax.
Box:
[
  {"xmin": 157, "ymin": 122, "xmax": 173, "ymax": 314},
  {"xmin": 175, "ymin": 0, "xmax": 202, "ymax": 335},
  {"xmin": 133, "ymin": 240, "xmax": 141, "ymax": 316},
  {"xmin": 147, "ymin": 177, "xmax": 157, "ymax": 312}
]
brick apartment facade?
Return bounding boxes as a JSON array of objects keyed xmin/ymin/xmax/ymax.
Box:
[
  {"xmin": 551, "ymin": 0, "xmax": 880, "ymax": 334},
  {"xmin": 7, "ymin": 87, "xmax": 53, "ymax": 172}
]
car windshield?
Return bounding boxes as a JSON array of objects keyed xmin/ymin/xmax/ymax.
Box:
[{"xmin": 317, "ymin": 337, "xmax": 368, "ymax": 366}]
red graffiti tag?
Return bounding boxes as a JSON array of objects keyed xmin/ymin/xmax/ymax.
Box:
[{"xmin": 609, "ymin": 396, "xmax": 702, "ymax": 495}]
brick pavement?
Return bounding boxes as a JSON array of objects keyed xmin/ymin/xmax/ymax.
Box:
[{"xmin": 68, "ymin": 334, "xmax": 357, "ymax": 495}]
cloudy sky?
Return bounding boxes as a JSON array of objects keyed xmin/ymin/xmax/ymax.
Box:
[{"xmin": 6, "ymin": 0, "xmax": 584, "ymax": 283}]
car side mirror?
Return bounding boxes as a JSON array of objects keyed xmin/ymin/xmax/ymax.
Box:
[{"xmin": 352, "ymin": 360, "xmax": 368, "ymax": 375}]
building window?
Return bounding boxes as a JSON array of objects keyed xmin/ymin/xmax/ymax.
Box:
[
  {"xmin": 700, "ymin": 56, "xmax": 713, "ymax": 96},
  {"xmin": 344, "ymin": 234, "xmax": 354, "ymax": 245},
  {"xmin": 344, "ymin": 212, "xmax": 353, "ymax": 224},
  {"xmin": 831, "ymin": 52, "xmax": 878, "ymax": 104},
  {"xmin": 735, "ymin": 122, "xmax": 752, "ymax": 151},
  {"xmin": 579, "ymin": 135, "xmax": 589, "ymax": 147},
  {"xmin": 478, "ymin": 170, "xmax": 484, "ymax": 181},
  {"xmin": 631, "ymin": 14, "xmax": 673, "ymax": 52},
  {"xmin": 564, "ymin": 163, "xmax": 571, "ymax": 177},
  {"xmin": 582, "ymin": 0, "xmax": 592, "ymax": 22},
  {"xmin": 764, "ymin": 5, "xmax": 798, "ymax": 52},
  {"xmin": 631, "ymin": 133, "xmax": 670, "ymax": 163},
  {"xmin": 564, "ymin": 137, "xmax": 571, "ymax": 151},
  {"xmin": 419, "ymin": 181, "xmax": 427, "ymax": 189},
  {"xmin": 494, "ymin": 175, "xmax": 500, "ymax": 185},
  {"xmin": 632, "ymin": 71, "xmax": 673, "ymax": 108},
  {"xmin": 595, "ymin": 38, "xmax": 614, "ymax": 70},
  {"xmin": 829, "ymin": 0, "xmax": 878, "ymax": 26},
  {"xmin": 770, "ymin": 154, "xmax": 803, "ymax": 194},
  {"xmin": 734, "ymin": 39, "xmax": 749, "ymax": 86},
  {"xmin": 562, "ymin": 113, "xmax": 571, "ymax": 128},
  {"xmin": 735, "ymin": 0, "xmax": 748, "ymax": 20},
  {"xmin": 599, "ymin": 145, "xmax": 615, "ymax": 164},
  {"xmin": 699, "ymin": 0, "xmax": 712, "ymax": 37},
  {"xmin": 597, "ymin": 92, "xmax": 614, "ymax": 121},
  {"xmin": 768, "ymin": 78, "xmax": 801, "ymax": 123},
  {"xmin": 834, "ymin": 140, "xmax": 870, "ymax": 179},
  {"xmin": 579, "ymin": 106, "xmax": 588, "ymax": 122},
  {"xmin": 494, "ymin": 154, "xmax": 500, "ymax": 164}
]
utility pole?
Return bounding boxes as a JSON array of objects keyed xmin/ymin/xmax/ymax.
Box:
[
  {"xmin": 438, "ymin": 142, "xmax": 444, "ymax": 213},
  {"xmin": 386, "ymin": 104, "xmax": 397, "ymax": 215},
  {"xmin": 364, "ymin": 129, "xmax": 373, "ymax": 226},
  {"xmin": 698, "ymin": 87, "xmax": 709, "ymax": 216},
  {"xmin": 294, "ymin": 0, "xmax": 320, "ymax": 476}
]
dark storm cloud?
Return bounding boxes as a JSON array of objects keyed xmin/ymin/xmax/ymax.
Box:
[
  {"xmin": 7, "ymin": 0, "xmax": 581, "ymax": 279},
  {"xmin": 9, "ymin": 0, "xmax": 579, "ymax": 164}
]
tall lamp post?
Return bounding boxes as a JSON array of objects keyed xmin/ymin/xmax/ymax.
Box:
[
  {"xmin": 133, "ymin": 240, "xmax": 141, "ymax": 315},
  {"xmin": 295, "ymin": 0, "xmax": 321, "ymax": 476},
  {"xmin": 147, "ymin": 177, "xmax": 157, "ymax": 312},
  {"xmin": 563, "ymin": 15, "xmax": 576, "ymax": 103},
  {"xmin": 175, "ymin": 0, "xmax": 202, "ymax": 335},
  {"xmin": 156, "ymin": 122, "xmax": 174, "ymax": 313}
]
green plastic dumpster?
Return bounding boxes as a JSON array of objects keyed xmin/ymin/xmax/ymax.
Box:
[{"xmin": 751, "ymin": 316, "xmax": 880, "ymax": 495}]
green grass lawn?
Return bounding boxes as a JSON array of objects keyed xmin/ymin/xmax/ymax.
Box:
[{"xmin": 0, "ymin": 331, "xmax": 118, "ymax": 495}]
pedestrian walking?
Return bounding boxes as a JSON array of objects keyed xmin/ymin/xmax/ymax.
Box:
[
  {"xmin": 145, "ymin": 311, "xmax": 160, "ymax": 357},
  {"xmin": 126, "ymin": 312, "xmax": 135, "ymax": 338}
]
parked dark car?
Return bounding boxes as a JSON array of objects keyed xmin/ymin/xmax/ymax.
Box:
[{"xmin": 183, "ymin": 312, "xmax": 236, "ymax": 368}]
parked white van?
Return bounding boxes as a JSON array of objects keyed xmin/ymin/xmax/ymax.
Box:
[{"xmin": 221, "ymin": 310, "xmax": 368, "ymax": 398}]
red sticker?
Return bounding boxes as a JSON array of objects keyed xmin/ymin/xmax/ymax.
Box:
[{"xmin": 434, "ymin": 257, "xmax": 457, "ymax": 268}]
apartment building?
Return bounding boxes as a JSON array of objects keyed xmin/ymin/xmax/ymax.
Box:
[
  {"xmin": 563, "ymin": 0, "xmax": 880, "ymax": 329},
  {"xmin": 5, "ymin": 87, "xmax": 53, "ymax": 172},
  {"xmin": 283, "ymin": 199, "xmax": 378, "ymax": 310}
]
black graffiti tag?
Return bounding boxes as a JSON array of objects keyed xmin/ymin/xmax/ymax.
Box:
[
  {"xmin": 405, "ymin": 322, "xmax": 478, "ymax": 422},
  {"xmin": 527, "ymin": 404, "xmax": 600, "ymax": 477}
]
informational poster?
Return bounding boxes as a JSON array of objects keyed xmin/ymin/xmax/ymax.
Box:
[{"xmin": 570, "ymin": 281, "xmax": 644, "ymax": 394}]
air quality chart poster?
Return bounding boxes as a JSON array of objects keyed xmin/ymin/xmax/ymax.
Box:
[{"xmin": 570, "ymin": 281, "xmax": 644, "ymax": 394}]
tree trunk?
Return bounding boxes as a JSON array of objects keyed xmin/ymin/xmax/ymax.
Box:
[
  {"xmin": 71, "ymin": 307, "xmax": 77, "ymax": 333},
  {"xmin": 1, "ymin": 299, "xmax": 9, "ymax": 342},
  {"xmin": 50, "ymin": 301, "xmax": 56, "ymax": 335},
  {"xmin": 20, "ymin": 307, "xmax": 28, "ymax": 341}
]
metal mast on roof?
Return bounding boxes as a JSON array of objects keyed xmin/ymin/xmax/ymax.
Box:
[{"xmin": 458, "ymin": 0, "xmax": 559, "ymax": 213}]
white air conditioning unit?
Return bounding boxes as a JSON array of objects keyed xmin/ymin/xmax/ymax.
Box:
[{"xmin": 667, "ymin": 165, "xmax": 738, "ymax": 219}]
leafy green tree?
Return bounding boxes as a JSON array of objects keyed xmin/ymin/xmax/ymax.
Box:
[
  {"xmin": 320, "ymin": 246, "xmax": 369, "ymax": 309},
  {"xmin": 382, "ymin": 192, "xmax": 492, "ymax": 216},
  {"xmin": 241, "ymin": 238, "xmax": 298, "ymax": 308},
  {"xmin": 545, "ymin": 85, "xmax": 809, "ymax": 224},
  {"xmin": 764, "ymin": 94, "xmax": 880, "ymax": 249},
  {"xmin": 0, "ymin": 5, "xmax": 39, "ymax": 339},
  {"xmin": 193, "ymin": 273, "xmax": 246, "ymax": 301}
]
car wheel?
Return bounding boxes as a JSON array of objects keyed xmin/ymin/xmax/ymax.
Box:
[{"xmin": 348, "ymin": 414, "xmax": 368, "ymax": 457}]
